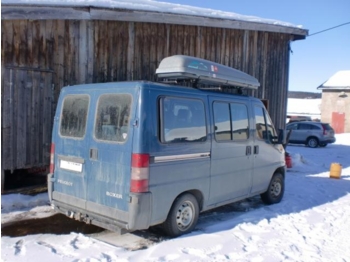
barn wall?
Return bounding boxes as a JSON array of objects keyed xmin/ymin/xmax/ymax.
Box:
[{"xmin": 1, "ymin": 19, "xmax": 291, "ymax": 170}]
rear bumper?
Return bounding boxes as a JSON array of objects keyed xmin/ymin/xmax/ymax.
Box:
[
  {"xmin": 320, "ymin": 137, "xmax": 336, "ymax": 144},
  {"xmin": 48, "ymin": 174, "xmax": 152, "ymax": 233}
]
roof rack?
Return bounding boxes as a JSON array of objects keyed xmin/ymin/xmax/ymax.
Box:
[{"xmin": 155, "ymin": 55, "xmax": 260, "ymax": 90}]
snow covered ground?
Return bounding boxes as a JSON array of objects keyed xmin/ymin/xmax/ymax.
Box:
[{"xmin": 2, "ymin": 133, "xmax": 350, "ymax": 262}]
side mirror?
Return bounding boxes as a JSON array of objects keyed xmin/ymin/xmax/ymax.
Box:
[{"xmin": 271, "ymin": 129, "xmax": 286, "ymax": 145}]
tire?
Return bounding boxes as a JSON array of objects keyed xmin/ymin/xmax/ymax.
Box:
[
  {"xmin": 306, "ymin": 137, "xmax": 319, "ymax": 148},
  {"xmin": 162, "ymin": 193, "xmax": 199, "ymax": 237},
  {"xmin": 260, "ymin": 172, "xmax": 284, "ymax": 205},
  {"xmin": 319, "ymin": 143, "xmax": 327, "ymax": 147}
]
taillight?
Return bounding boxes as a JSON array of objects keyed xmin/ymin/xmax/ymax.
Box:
[
  {"xmin": 49, "ymin": 143, "xmax": 55, "ymax": 173},
  {"xmin": 130, "ymin": 153, "xmax": 149, "ymax": 193},
  {"xmin": 322, "ymin": 125, "xmax": 327, "ymax": 135}
]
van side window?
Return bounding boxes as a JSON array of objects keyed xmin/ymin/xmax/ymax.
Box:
[
  {"xmin": 213, "ymin": 102, "xmax": 249, "ymax": 141},
  {"xmin": 254, "ymin": 106, "xmax": 277, "ymax": 142},
  {"xmin": 213, "ymin": 102, "xmax": 231, "ymax": 141},
  {"xmin": 95, "ymin": 94, "xmax": 132, "ymax": 142},
  {"xmin": 231, "ymin": 103, "xmax": 249, "ymax": 140},
  {"xmin": 160, "ymin": 97, "xmax": 206, "ymax": 143},
  {"xmin": 60, "ymin": 95, "xmax": 89, "ymax": 138}
]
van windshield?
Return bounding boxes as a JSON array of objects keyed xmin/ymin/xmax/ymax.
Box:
[{"xmin": 94, "ymin": 94, "xmax": 132, "ymax": 142}]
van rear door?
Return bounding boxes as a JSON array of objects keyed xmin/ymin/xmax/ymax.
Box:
[
  {"xmin": 86, "ymin": 90, "xmax": 134, "ymax": 213},
  {"xmin": 52, "ymin": 84, "xmax": 137, "ymax": 215}
]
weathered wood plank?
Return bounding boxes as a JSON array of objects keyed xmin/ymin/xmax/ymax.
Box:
[
  {"xmin": 2, "ymin": 21, "xmax": 14, "ymax": 66},
  {"xmin": 53, "ymin": 20, "xmax": 65, "ymax": 99},
  {"xmin": 19, "ymin": 20, "xmax": 28, "ymax": 67},
  {"xmin": 39, "ymin": 20, "xmax": 47, "ymax": 69},
  {"xmin": 32, "ymin": 21, "xmax": 40, "ymax": 69},
  {"xmin": 45, "ymin": 20, "xmax": 54, "ymax": 70},
  {"xmin": 25, "ymin": 70, "xmax": 33, "ymax": 165},
  {"xmin": 142, "ymin": 23, "xmax": 150, "ymax": 80},
  {"xmin": 31, "ymin": 71, "xmax": 40, "ymax": 165},
  {"xmin": 149, "ymin": 23, "xmax": 157, "ymax": 82},
  {"xmin": 16, "ymin": 69, "xmax": 27, "ymax": 168},
  {"xmin": 87, "ymin": 20, "xmax": 94, "ymax": 83},
  {"xmin": 133, "ymin": 22, "xmax": 141, "ymax": 81},
  {"xmin": 79, "ymin": 20, "xmax": 88, "ymax": 84}
]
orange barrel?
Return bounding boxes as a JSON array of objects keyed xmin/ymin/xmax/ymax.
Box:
[
  {"xmin": 285, "ymin": 155, "xmax": 292, "ymax": 168},
  {"xmin": 329, "ymin": 163, "xmax": 342, "ymax": 179}
]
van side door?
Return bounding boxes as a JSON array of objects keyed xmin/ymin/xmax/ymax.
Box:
[{"xmin": 208, "ymin": 97, "xmax": 253, "ymax": 205}]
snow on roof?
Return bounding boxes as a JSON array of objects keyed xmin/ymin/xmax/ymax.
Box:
[
  {"xmin": 318, "ymin": 70, "xmax": 350, "ymax": 90},
  {"xmin": 1, "ymin": 0, "xmax": 304, "ymax": 31}
]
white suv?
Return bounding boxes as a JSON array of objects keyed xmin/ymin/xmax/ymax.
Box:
[{"xmin": 286, "ymin": 121, "xmax": 336, "ymax": 148}]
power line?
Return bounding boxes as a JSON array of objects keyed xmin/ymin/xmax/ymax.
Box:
[{"xmin": 308, "ymin": 21, "xmax": 350, "ymax": 37}]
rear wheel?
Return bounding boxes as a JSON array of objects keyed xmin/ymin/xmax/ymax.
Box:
[
  {"xmin": 162, "ymin": 193, "xmax": 199, "ymax": 237},
  {"xmin": 261, "ymin": 172, "xmax": 284, "ymax": 205},
  {"xmin": 306, "ymin": 137, "xmax": 319, "ymax": 148}
]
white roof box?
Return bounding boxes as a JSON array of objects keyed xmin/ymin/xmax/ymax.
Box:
[{"xmin": 155, "ymin": 55, "xmax": 260, "ymax": 90}]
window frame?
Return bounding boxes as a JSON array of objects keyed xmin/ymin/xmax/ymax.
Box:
[
  {"xmin": 159, "ymin": 96, "xmax": 207, "ymax": 144},
  {"xmin": 213, "ymin": 101, "xmax": 250, "ymax": 142},
  {"xmin": 93, "ymin": 93, "xmax": 133, "ymax": 144}
]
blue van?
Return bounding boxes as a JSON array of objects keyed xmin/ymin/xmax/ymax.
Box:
[{"xmin": 48, "ymin": 55, "xmax": 286, "ymax": 237}]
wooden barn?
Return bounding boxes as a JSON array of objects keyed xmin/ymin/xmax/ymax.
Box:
[{"xmin": 1, "ymin": 1, "xmax": 308, "ymax": 186}]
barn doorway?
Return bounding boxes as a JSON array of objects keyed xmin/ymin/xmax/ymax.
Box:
[{"xmin": 1, "ymin": 67, "xmax": 54, "ymax": 191}]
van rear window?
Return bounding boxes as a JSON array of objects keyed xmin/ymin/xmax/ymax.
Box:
[
  {"xmin": 94, "ymin": 94, "xmax": 132, "ymax": 142},
  {"xmin": 60, "ymin": 95, "xmax": 89, "ymax": 138}
]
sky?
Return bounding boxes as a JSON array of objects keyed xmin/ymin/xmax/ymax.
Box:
[
  {"xmin": 161, "ymin": 0, "xmax": 350, "ymax": 93},
  {"xmin": 1, "ymin": 99, "xmax": 350, "ymax": 261}
]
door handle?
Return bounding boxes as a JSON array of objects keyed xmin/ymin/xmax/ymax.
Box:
[
  {"xmin": 90, "ymin": 148, "xmax": 98, "ymax": 160},
  {"xmin": 246, "ymin": 146, "xmax": 252, "ymax": 155},
  {"xmin": 254, "ymin": 145, "xmax": 259, "ymax": 154}
]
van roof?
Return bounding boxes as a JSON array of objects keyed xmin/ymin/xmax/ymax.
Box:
[{"xmin": 155, "ymin": 55, "xmax": 260, "ymax": 90}]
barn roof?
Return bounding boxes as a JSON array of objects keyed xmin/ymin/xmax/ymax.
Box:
[
  {"xmin": 1, "ymin": 0, "xmax": 308, "ymax": 40},
  {"xmin": 317, "ymin": 70, "xmax": 350, "ymax": 90}
]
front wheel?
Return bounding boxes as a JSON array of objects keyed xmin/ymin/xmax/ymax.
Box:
[
  {"xmin": 162, "ymin": 193, "xmax": 199, "ymax": 237},
  {"xmin": 260, "ymin": 172, "xmax": 285, "ymax": 205}
]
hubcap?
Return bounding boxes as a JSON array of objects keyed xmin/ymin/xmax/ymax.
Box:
[
  {"xmin": 270, "ymin": 180, "xmax": 281, "ymax": 197},
  {"xmin": 176, "ymin": 201, "xmax": 194, "ymax": 231}
]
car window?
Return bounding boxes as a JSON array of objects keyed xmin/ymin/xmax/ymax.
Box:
[
  {"xmin": 160, "ymin": 97, "xmax": 206, "ymax": 143},
  {"xmin": 310, "ymin": 124, "xmax": 321, "ymax": 130},
  {"xmin": 298, "ymin": 123, "xmax": 312, "ymax": 130},
  {"xmin": 213, "ymin": 102, "xmax": 249, "ymax": 141},
  {"xmin": 286, "ymin": 123, "xmax": 298, "ymax": 130},
  {"xmin": 254, "ymin": 106, "xmax": 277, "ymax": 143},
  {"xmin": 94, "ymin": 94, "xmax": 132, "ymax": 142},
  {"xmin": 322, "ymin": 124, "xmax": 333, "ymax": 130},
  {"xmin": 213, "ymin": 102, "xmax": 231, "ymax": 141},
  {"xmin": 60, "ymin": 95, "xmax": 89, "ymax": 138}
]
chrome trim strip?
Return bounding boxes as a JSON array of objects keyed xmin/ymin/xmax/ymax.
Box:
[{"xmin": 154, "ymin": 152, "xmax": 210, "ymax": 163}]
